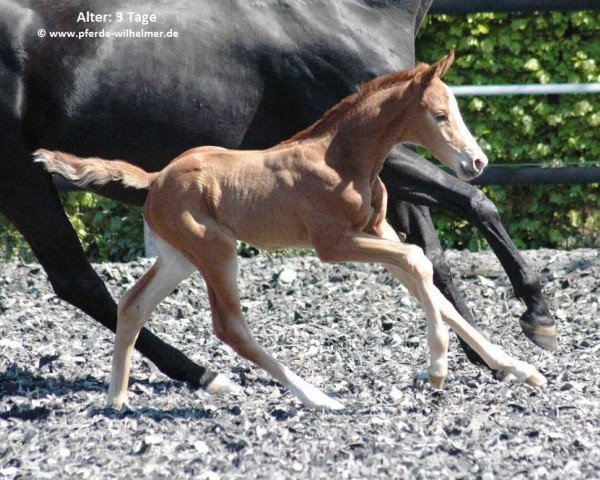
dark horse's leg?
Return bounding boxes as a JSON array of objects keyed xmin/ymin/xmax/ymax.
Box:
[
  {"xmin": 0, "ymin": 160, "xmax": 217, "ymax": 388},
  {"xmin": 380, "ymin": 146, "xmax": 556, "ymax": 351}
]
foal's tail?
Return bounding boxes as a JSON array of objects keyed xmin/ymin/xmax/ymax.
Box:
[{"xmin": 33, "ymin": 149, "xmax": 156, "ymax": 191}]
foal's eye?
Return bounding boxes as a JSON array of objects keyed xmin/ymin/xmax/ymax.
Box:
[{"xmin": 434, "ymin": 113, "xmax": 448, "ymax": 123}]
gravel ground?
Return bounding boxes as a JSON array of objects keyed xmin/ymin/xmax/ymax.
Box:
[{"xmin": 0, "ymin": 249, "xmax": 599, "ymax": 479}]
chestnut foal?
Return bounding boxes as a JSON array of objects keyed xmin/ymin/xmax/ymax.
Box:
[{"xmin": 35, "ymin": 51, "xmax": 546, "ymax": 411}]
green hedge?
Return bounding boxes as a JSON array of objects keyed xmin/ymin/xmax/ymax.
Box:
[
  {"xmin": 1, "ymin": 10, "xmax": 599, "ymax": 261},
  {"xmin": 59, "ymin": 193, "xmax": 144, "ymax": 261},
  {"xmin": 416, "ymin": 11, "xmax": 600, "ymax": 250},
  {"xmin": 0, "ymin": 193, "xmax": 144, "ymax": 262}
]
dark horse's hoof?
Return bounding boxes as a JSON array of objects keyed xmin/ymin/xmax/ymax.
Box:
[
  {"xmin": 520, "ymin": 304, "xmax": 558, "ymax": 351},
  {"xmin": 520, "ymin": 320, "xmax": 558, "ymax": 351}
]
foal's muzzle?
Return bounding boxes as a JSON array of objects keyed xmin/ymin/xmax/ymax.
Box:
[{"xmin": 459, "ymin": 155, "xmax": 488, "ymax": 180}]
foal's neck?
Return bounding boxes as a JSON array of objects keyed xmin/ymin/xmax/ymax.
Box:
[{"xmin": 323, "ymin": 82, "xmax": 414, "ymax": 179}]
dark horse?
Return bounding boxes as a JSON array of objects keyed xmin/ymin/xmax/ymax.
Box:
[{"xmin": 0, "ymin": 0, "xmax": 555, "ymax": 389}]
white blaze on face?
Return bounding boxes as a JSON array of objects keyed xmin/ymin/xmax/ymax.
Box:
[{"xmin": 443, "ymin": 84, "xmax": 488, "ymax": 179}]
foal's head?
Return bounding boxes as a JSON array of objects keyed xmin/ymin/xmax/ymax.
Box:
[{"xmin": 406, "ymin": 51, "xmax": 488, "ymax": 180}]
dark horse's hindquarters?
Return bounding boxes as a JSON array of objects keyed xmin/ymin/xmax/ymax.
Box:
[{"xmin": 0, "ymin": 0, "xmax": 554, "ymax": 387}]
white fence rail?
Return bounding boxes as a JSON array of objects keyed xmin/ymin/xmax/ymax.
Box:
[{"xmin": 451, "ymin": 82, "xmax": 600, "ymax": 96}]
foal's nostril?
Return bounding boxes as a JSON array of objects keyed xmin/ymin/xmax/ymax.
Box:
[{"xmin": 474, "ymin": 158, "xmax": 487, "ymax": 173}]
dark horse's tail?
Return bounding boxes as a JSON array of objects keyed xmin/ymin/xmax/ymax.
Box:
[{"xmin": 33, "ymin": 149, "xmax": 157, "ymax": 192}]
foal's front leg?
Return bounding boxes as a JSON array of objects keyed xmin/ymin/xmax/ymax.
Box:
[
  {"xmin": 315, "ymin": 222, "xmax": 546, "ymax": 387},
  {"xmin": 386, "ymin": 198, "xmax": 487, "ymax": 368},
  {"xmin": 378, "ymin": 224, "xmax": 450, "ymax": 388},
  {"xmin": 380, "ymin": 147, "xmax": 556, "ymax": 351},
  {"xmin": 317, "ymin": 223, "xmax": 451, "ymax": 387}
]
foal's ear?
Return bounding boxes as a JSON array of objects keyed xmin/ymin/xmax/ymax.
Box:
[
  {"xmin": 433, "ymin": 50, "xmax": 455, "ymax": 79},
  {"xmin": 414, "ymin": 50, "xmax": 455, "ymax": 88}
]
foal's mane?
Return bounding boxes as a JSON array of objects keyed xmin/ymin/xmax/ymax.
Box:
[{"xmin": 281, "ymin": 63, "xmax": 430, "ymax": 144}]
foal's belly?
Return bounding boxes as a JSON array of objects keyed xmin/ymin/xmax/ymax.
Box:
[
  {"xmin": 208, "ymin": 172, "xmax": 312, "ymax": 250},
  {"xmin": 216, "ymin": 194, "xmax": 312, "ymax": 250},
  {"xmin": 239, "ymin": 226, "xmax": 312, "ymax": 251}
]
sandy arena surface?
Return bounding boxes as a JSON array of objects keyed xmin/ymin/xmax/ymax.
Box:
[{"xmin": 1, "ymin": 249, "xmax": 599, "ymax": 479}]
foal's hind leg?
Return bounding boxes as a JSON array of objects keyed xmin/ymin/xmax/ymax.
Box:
[
  {"xmin": 107, "ymin": 237, "xmax": 196, "ymax": 409},
  {"xmin": 186, "ymin": 228, "xmax": 344, "ymax": 410}
]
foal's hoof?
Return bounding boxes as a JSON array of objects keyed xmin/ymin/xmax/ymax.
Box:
[
  {"xmin": 106, "ymin": 396, "xmax": 130, "ymax": 411},
  {"xmin": 428, "ymin": 375, "xmax": 446, "ymax": 390},
  {"xmin": 520, "ymin": 320, "xmax": 558, "ymax": 352},
  {"xmin": 524, "ymin": 371, "xmax": 547, "ymax": 388},
  {"xmin": 299, "ymin": 388, "xmax": 345, "ymax": 411},
  {"xmin": 306, "ymin": 395, "xmax": 345, "ymax": 411},
  {"xmin": 513, "ymin": 360, "xmax": 547, "ymax": 388}
]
